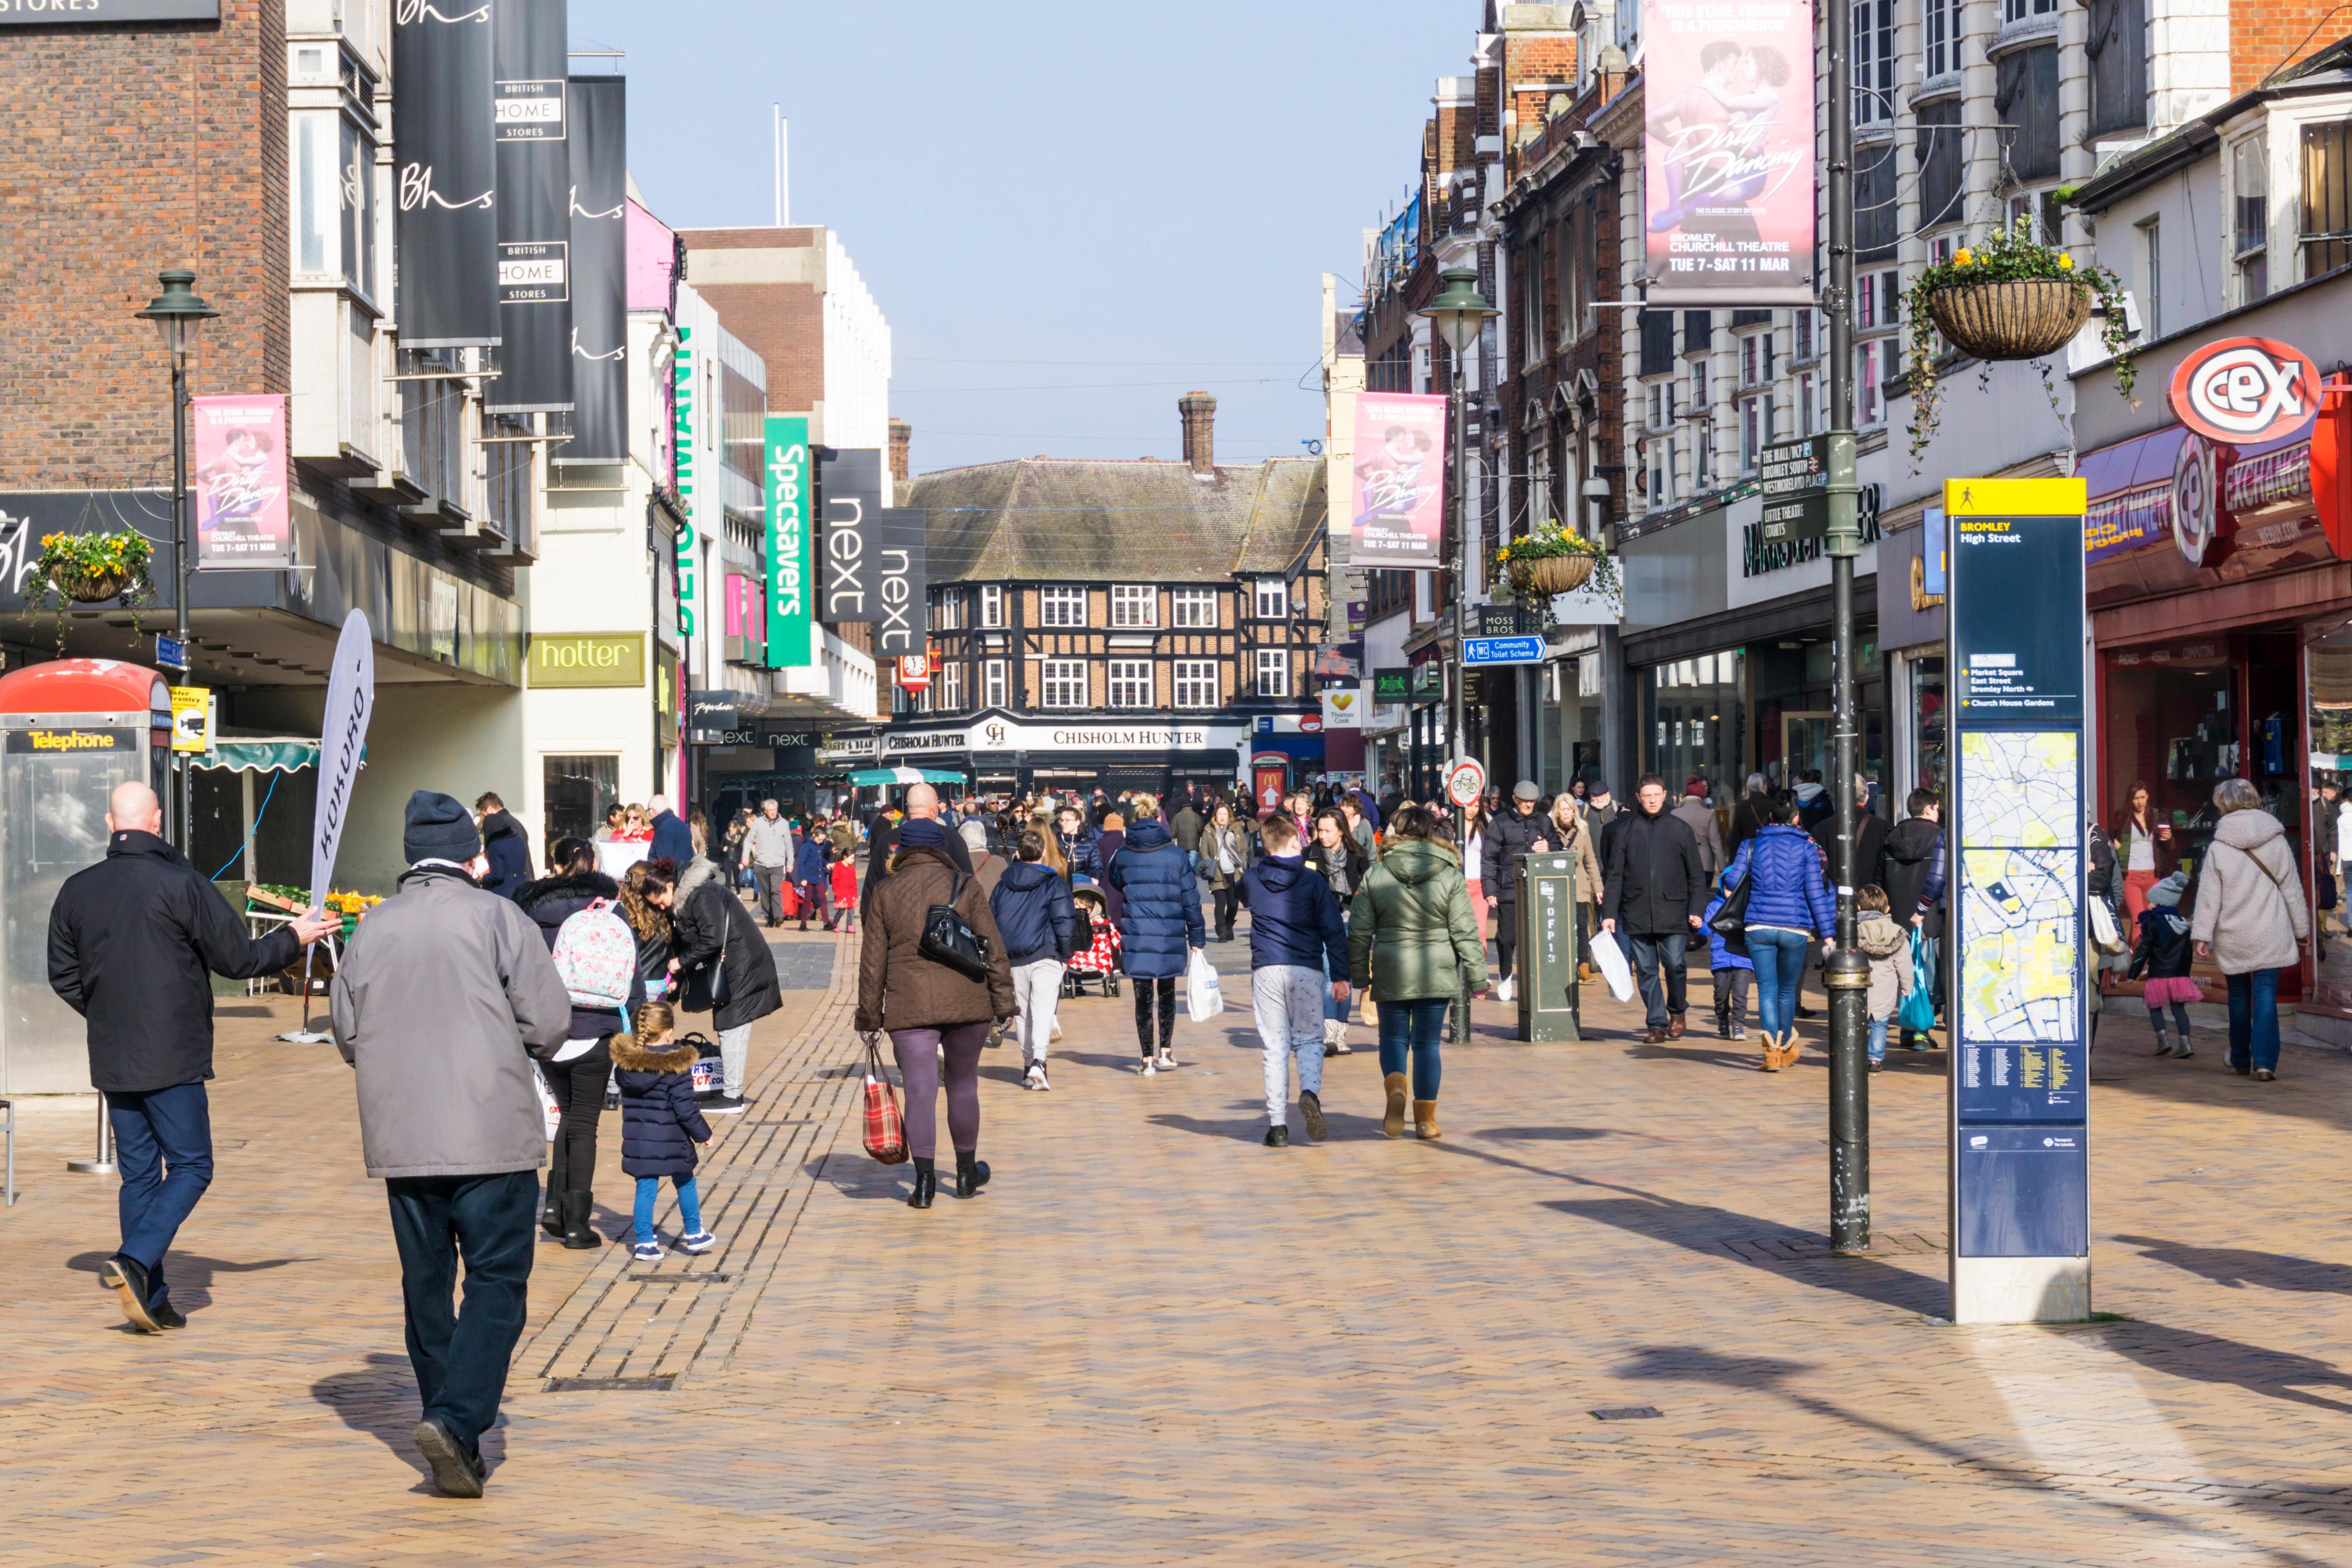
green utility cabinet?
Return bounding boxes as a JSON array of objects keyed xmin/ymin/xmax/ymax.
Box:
[{"xmin": 1514, "ymin": 851, "xmax": 1581, "ymax": 1041}]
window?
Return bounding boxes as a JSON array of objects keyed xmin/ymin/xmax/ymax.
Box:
[
  {"xmin": 1252, "ymin": 579, "xmax": 1288, "ymax": 620},
  {"xmin": 1857, "ymin": 268, "xmax": 1900, "ymax": 333},
  {"xmin": 1996, "ymin": 46, "xmax": 2061, "ymax": 183},
  {"xmin": 1108, "ymin": 659, "xmax": 1152, "ymax": 708},
  {"xmin": 980, "ymin": 585, "xmax": 1004, "ymax": 628},
  {"xmin": 984, "ymin": 658, "xmax": 1008, "ymax": 709},
  {"xmin": 1645, "ymin": 378, "xmax": 1677, "ymax": 430},
  {"xmin": 1522, "ymin": 240, "xmax": 1548, "ymax": 363},
  {"xmin": 2139, "ymin": 217, "xmax": 2163, "ymax": 337},
  {"xmin": 1111, "ymin": 584, "xmax": 1157, "ymax": 628},
  {"xmin": 292, "ymin": 108, "xmax": 375, "ymax": 295},
  {"xmin": 1797, "ymin": 370, "xmax": 1819, "ymax": 437},
  {"xmin": 934, "ymin": 661, "xmax": 966, "ymax": 713},
  {"xmin": 1739, "ymin": 392, "xmax": 1774, "ymax": 472},
  {"xmin": 1171, "ymin": 587, "xmax": 1217, "ymax": 627},
  {"xmin": 1857, "ymin": 340, "xmax": 1895, "ymax": 429},
  {"xmin": 1916, "ymin": 99, "xmax": 1964, "ymax": 231},
  {"xmin": 2302, "ymin": 121, "xmax": 2352, "ymax": 278},
  {"xmin": 1645, "ymin": 435, "xmax": 1677, "ymax": 507},
  {"xmin": 932, "ymin": 590, "xmax": 964, "ymax": 630},
  {"xmin": 2087, "ymin": 0, "xmax": 2147, "ymax": 136},
  {"xmin": 1041, "ymin": 658, "xmax": 1087, "ymax": 708},
  {"xmin": 1175, "ymin": 659, "xmax": 1217, "ymax": 708},
  {"xmin": 1557, "ymin": 209, "xmax": 1584, "ymax": 345},
  {"xmin": 1793, "ymin": 308, "xmax": 1816, "ymax": 362},
  {"xmin": 1638, "ymin": 309, "xmax": 1676, "ymax": 376},
  {"xmin": 1922, "ymin": 0, "xmax": 1957, "ymax": 80},
  {"xmin": 1683, "ymin": 310, "xmax": 1712, "ymax": 355},
  {"xmin": 2002, "ymin": 0, "xmax": 2058, "ymax": 21},
  {"xmin": 2233, "ymin": 134, "xmax": 2270, "ymax": 302},
  {"xmin": 1255, "ymin": 649, "xmax": 1291, "ymax": 697},
  {"xmin": 1041, "ymin": 586, "xmax": 1087, "ymax": 626},
  {"xmin": 1740, "ymin": 332, "xmax": 1774, "ymax": 387},
  {"xmin": 542, "ymin": 755, "xmax": 620, "ymax": 845},
  {"xmin": 1690, "ymin": 358, "xmax": 1710, "ymax": 416},
  {"xmin": 1853, "ymin": 0, "xmax": 1894, "ymax": 125},
  {"xmin": 1855, "ymin": 141, "xmax": 1899, "ymax": 261}
]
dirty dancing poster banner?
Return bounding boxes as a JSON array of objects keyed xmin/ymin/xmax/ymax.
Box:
[
  {"xmin": 487, "ymin": 0, "xmax": 572, "ymax": 414},
  {"xmin": 191, "ymin": 395, "xmax": 292, "ymax": 569},
  {"xmin": 1348, "ymin": 392, "xmax": 1448, "ymax": 569},
  {"xmin": 763, "ymin": 415, "xmax": 813, "ymax": 668},
  {"xmin": 1643, "ymin": 0, "xmax": 1816, "ymax": 307},
  {"xmin": 392, "ymin": 0, "xmax": 499, "ymax": 350},
  {"xmin": 559, "ymin": 74, "xmax": 627, "ymax": 463}
]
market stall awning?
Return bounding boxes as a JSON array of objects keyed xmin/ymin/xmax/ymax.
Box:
[
  {"xmin": 192, "ymin": 738, "xmax": 366, "ymax": 773},
  {"xmin": 849, "ymin": 766, "xmax": 966, "ymax": 785}
]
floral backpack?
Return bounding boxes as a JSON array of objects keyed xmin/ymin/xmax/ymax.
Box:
[{"xmin": 552, "ymin": 898, "xmax": 636, "ymax": 1009}]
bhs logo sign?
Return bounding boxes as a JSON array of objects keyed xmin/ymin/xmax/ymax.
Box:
[{"xmin": 2169, "ymin": 336, "xmax": 2321, "ymax": 445}]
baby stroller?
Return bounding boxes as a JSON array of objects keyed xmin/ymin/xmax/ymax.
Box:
[{"xmin": 1063, "ymin": 885, "xmax": 1122, "ymax": 997}]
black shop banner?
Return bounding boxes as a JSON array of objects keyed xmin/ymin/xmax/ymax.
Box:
[
  {"xmin": 558, "ymin": 75, "xmax": 627, "ymax": 463},
  {"xmin": 818, "ymin": 447, "xmax": 884, "ymax": 622},
  {"xmin": 392, "ymin": 0, "xmax": 498, "ymax": 350},
  {"xmin": 487, "ymin": 0, "xmax": 572, "ymax": 414},
  {"xmin": 873, "ymin": 508, "xmax": 928, "ymax": 662}
]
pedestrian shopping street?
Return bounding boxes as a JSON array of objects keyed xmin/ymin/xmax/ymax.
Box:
[{"xmin": 2, "ymin": 926, "xmax": 2349, "ymax": 1566}]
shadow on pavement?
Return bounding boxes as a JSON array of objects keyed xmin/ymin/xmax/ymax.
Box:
[
  {"xmin": 2112, "ymin": 1235, "xmax": 2352, "ymax": 1296},
  {"xmin": 311, "ymin": 1352, "xmax": 433, "ymax": 1482},
  {"xmin": 2088, "ymin": 1319, "xmax": 2352, "ymax": 1417},
  {"xmin": 1469, "ymin": 1125, "xmax": 1618, "ymax": 1142},
  {"xmin": 64, "ymin": 1249, "xmax": 310, "ymax": 1313}
]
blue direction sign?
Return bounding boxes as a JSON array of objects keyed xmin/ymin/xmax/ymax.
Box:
[
  {"xmin": 154, "ymin": 635, "xmax": 188, "ymax": 672},
  {"xmin": 1461, "ymin": 635, "xmax": 1544, "ymax": 667}
]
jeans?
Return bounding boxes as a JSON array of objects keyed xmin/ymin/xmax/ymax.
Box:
[
  {"xmin": 1867, "ymin": 1015, "xmax": 1888, "ymax": 1063},
  {"xmin": 632, "ymin": 1174, "xmax": 703, "ymax": 1246},
  {"xmin": 2226, "ymin": 967, "xmax": 2283, "ymax": 1072},
  {"xmin": 540, "ymin": 1037, "xmax": 610, "ymax": 1194},
  {"xmin": 892, "ymin": 1021, "xmax": 989, "ymax": 1160},
  {"xmin": 1377, "ymin": 997, "xmax": 1448, "ymax": 1100},
  {"xmin": 385, "ymin": 1170, "xmax": 537, "ymax": 1452},
  {"xmin": 717, "ymin": 1022, "xmax": 751, "ymax": 1099},
  {"xmin": 1321, "ymin": 944, "xmax": 1356, "ymax": 1023},
  {"xmin": 108, "ymin": 1081, "xmax": 214, "ymax": 1308},
  {"xmin": 1133, "ymin": 975, "xmax": 1177, "ymax": 1057},
  {"xmin": 1252, "ymin": 964, "xmax": 1326, "ymax": 1122},
  {"xmin": 1627, "ymin": 931, "xmax": 1690, "ymax": 1030},
  {"xmin": 751, "ymin": 864, "xmax": 788, "ymax": 923},
  {"xmin": 1010, "ymin": 958, "xmax": 1065, "ymax": 1066},
  {"xmin": 1748, "ymin": 927, "xmax": 1812, "ymax": 1037}
]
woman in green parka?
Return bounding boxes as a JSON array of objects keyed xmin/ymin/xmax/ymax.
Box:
[{"xmin": 1347, "ymin": 805, "xmax": 1488, "ymax": 1141}]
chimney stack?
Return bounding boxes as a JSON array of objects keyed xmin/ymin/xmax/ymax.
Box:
[
  {"xmin": 1178, "ymin": 391, "xmax": 1217, "ymax": 477},
  {"xmin": 888, "ymin": 417, "xmax": 912, "ymax": 484}
]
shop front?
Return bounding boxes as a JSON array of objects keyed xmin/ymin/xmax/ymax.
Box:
[{"xmin": 875, "ymin": 714, "xmax": 1250, "ymax": 803}]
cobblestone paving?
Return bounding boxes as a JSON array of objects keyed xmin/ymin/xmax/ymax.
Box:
[{"xmin": 3, "ymin": 921, "xmax": 2352, "ymax": 1565}]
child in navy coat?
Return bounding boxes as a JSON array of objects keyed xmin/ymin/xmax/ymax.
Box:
[{"xmin": 612, "ymin": 1002, "xmax": 718, "ymax": 1261}]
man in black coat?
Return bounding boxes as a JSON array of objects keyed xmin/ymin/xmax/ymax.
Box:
[
  {"xmin": 1809, "ymin": 773, "xmax": 1889, "ymax": 893},
  {"xmin": 1600, "ymin": 775, "xmax": 1709, "ymax": 1043},
  {"xmin": 474, "ymin": 792, "xmax": 532, "ymax": 899},
  {"xmin": 1481, "ymin": 780, "xmax": 1557, "ymax": 1004},
  {"xmin": 48, "ymin": 781, "xmax": 334, "ymax": 1331}
]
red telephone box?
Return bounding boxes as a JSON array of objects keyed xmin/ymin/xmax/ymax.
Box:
[
  {"xmin": 0, "ymin": 661, "xmax": 175, "ymax": 1094},
  {"xmin": 1252, "ymin": 752, "xmax": 1289, "ymax": 815}
]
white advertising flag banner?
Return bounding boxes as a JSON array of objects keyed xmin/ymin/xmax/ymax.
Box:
[{"xmin": 310, "ymin": 611, "xmax": 376, "ymax": 910}]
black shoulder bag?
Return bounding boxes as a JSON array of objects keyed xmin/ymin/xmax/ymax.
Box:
[
  {"xmin": 919, "ymin": 870, "xmax": 993, "ymax": 982},
  {"xmin": 1708, "ymin": 848, "xmax": 1755, "ymax": 957}
]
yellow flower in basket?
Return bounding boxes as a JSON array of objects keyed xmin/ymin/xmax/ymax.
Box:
[{"xmin": 1954, "ymin": 247, "xmax": 1973, "ymax": 266}]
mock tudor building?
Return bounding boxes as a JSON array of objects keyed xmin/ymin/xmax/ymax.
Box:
[{"xmin": 879, "ymin": 398, "xmax": 1330, "ymax": 801}]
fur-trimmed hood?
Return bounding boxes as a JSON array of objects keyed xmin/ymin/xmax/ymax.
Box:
[
  {"xmin": 515, "ymin": 869, "xmax": 620, "ymax": 915},
  {"xmin": 675, "ymin": 854, "xmax": 723, "ymax": 899},
  {"xmin": 611, "ymin": 1034, "xmax": 699, "ymax": 1073}
]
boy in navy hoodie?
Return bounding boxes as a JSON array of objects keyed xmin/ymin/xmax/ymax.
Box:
[{"xmin": 1236, "ymin": 813, "xmax": 1349, "ymax": 1147}]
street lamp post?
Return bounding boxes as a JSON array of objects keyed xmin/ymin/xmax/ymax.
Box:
[
  {"xmin": 1821, "ymin": 10, "xmax": 1872, "ymax": 1253},
  {"xmin": 136, "ymin": 269, "xmax": 218, "ymax": 855},
  {"xmin": 1419, "ymin": 266, "xmax": 1497, "ymax": 1045}
]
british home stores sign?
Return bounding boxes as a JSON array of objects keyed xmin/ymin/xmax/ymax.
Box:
[{"xmin": 0, "ymin": 0, "xmax": 219, "ymax": 19}]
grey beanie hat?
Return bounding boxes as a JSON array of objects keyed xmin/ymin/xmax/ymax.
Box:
[{"xmin": 404, "ymin": 789, "xmax": 482, "ymax": 865}]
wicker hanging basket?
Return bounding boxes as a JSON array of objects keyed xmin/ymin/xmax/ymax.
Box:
[
  {"xmin": 1923, "ymin": 277, "xmax": 2093, "ymax": 362},
  {"xmin": 1512, "ymin": 555, "xmax": 1597, "ymax": 596},
  {"xmin": 53, "ymin": 568, "xmax": 128, "ymax": 604}
]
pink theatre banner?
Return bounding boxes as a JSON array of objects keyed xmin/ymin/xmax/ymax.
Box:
[
  {"xmin": 1643, "ymin": 0, "xmax": 1816, "ymax": 307},
  {"xmin": 191, "ymin": 393, "xmax": 292, "ymax": 569},
  {"xmin": 1349, "ymin": 391, "xmax": 1448, "ymax": 569}
]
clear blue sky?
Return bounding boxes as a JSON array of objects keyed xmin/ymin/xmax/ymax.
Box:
[{"xmin": 569, "ymin": 0, "xmax": 1472, "ymax": 475}]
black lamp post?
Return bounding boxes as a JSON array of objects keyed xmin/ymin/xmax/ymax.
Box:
[
  {"xmin": 135, "ymin": 268, "xmax": 218, "ymax": 851},
  {"xmin": 1419, "ymin": 265, "xmax": 1498, "ymax": 1043}
]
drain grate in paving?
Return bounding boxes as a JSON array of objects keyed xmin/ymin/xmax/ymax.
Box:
[
  {"xmin": 1723, "ymin": 1231, "xmax": 1946, "ymax": 1263},
  {"xmin": 627, "ymin": 1272, "xmax": 731, "ymax": 1285},
  {"xmin": 1590, "ymin": 1406, "xmax": 1663, "ymax": 1421},
  {"xmin": 543, "ymin": 1375, "xmax": 674, "ymax": 1393}
]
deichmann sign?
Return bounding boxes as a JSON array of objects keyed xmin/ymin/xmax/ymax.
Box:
[
  {"xmin": 762, "ymin": 415, "xmax": 812, "ymax": 666},
  {"xmin": 528, "ymin": 631, "xmax": 643, "ymax": 687},
  {"xmin": 2168, "ymin": 336, "xmax": 2321, "ymax": 446},
  {"xmin": 190, "ymin": 394, "xmax": 292, "ymax": 569},
  {"xmin": 671, "ymin": 323, "xmax": 699, "ymax": 641},
  {"xmin": 1348, "ymin": 392, "xmax": 1448, "ymax": 568},
  {"xmin": 0, "ymin": 0, "xmax": 218, "ymax": 18},
  {"xmin": 1642, "ymin": 0, "xmax": 1817, "ymax": 307}
]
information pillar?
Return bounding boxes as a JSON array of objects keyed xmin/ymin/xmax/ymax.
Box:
[{"xmin": 1943, "ymin": 477, "xmax": 2091, "ymax": 1324}]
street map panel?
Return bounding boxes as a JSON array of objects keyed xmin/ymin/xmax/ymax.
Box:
[
  {"xmin": 1958, "ymin": 848, "xmax": 2081, "ymax": 1043},
  {"xmin": 1960, "ymin": 730, "xmax": 2078, "ymax": 848}
]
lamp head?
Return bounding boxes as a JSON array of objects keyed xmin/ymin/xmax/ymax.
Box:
[
  {"xmin": 136, "ymin": 268, "xmax": 219, "ymax": 358},
  {"xmin": 1418, "ymin": 266, "xmax": 1498, "ymax": 354}
]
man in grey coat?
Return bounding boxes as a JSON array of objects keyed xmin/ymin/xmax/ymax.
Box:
[
  {"xmin": 1671, "ymin": 774, "xmax": 1727, "ymax": 883},
  {"xmin": 331, "ymin": 791, "xmax": 569, "ymax": 1499},
  {"xmin": 744, "ymin": 797, "xmax": 796, "ymax": 928}
]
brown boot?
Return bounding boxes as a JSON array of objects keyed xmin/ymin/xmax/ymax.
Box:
[
  {"xmin": 1382, "ymin": 1073, "xmax": 1409, "ymax": 1139},
  {"xmin": 1759, "ymin": 1030, "xmax": 1782, "ymax": 1072},
  {"xmin": 1578, "ymin": 962, "xmax": 1598, "ymax": 985},
  {"xmin": 1772, "ymin": 1032, "xmax": 1801, "ymax": 1070},
  {"xmin": 1413, "ymin": 1098, "xmax": 1441, "ymax": 1140}
]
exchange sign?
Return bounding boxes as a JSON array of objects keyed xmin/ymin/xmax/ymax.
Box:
[{"xmin": 2168, "ymin": 336, "xmax": 2321, "ymax": 445}]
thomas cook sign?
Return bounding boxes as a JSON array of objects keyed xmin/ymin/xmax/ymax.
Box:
[{"xmin": 529, "ymin": 632, "xmax": 643, "ymax": 688}]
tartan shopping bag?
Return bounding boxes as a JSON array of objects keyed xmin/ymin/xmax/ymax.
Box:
[{"xmin": 861, "ymin": 1032, "xmax": 908, "ymax": 1165}]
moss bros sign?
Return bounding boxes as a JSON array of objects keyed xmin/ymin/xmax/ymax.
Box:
[{"xmin": 0, "ymin": 0, "xmax": 219, "ymax": 19}]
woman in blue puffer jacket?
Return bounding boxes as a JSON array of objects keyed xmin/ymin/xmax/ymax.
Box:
[
  {"xmin": 1105, "ymin": 794, "xmax": 1206, "ymax": 1075},
  {"xmin": 1719, "ymin": 793, "xmax": 1836, "ymax": 1071}
]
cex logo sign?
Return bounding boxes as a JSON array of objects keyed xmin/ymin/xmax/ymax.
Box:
[{"xmin": 2169, "ymin": 336, "xmax": 2322, "ymax": 444}]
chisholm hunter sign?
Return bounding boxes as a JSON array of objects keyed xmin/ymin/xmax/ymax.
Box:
[
  {"xmin": 0, "ymin": 0, "xmax": 220, "ymax": 20},
  {"xmin": 884, "ymin": 718, "xmax": 1246, "ymax": 756}
]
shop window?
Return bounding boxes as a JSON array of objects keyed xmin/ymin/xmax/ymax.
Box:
[
  {"xmin": 543, "ymin": 755, "xmax": 619, "ymax": 845},
  {"xmin": 2101, "ymin": 645, "xmax": 2234, "ymax": 873},
  {"xmin": 1041, "ymin": 587, "xmax": 1087, "ymax": 627},
  {"xmin": 2233, "ymin": 134, "xmax": 2271, "ymax": 302},
  {"xmin": 1041, "ymin": 658, "xmax": 1087, "ymax": 708},
  {"xmin": 2300, "ymin": 120, "xmax": 2352, "ymax": 278},
  {"xmin": 1112, "ymin": 584, "xmax": 1157, "ymax": 628},
  {"xmin": 1909, "ymin": 657, "xmax": 1947, "ymax": 800},
  {"xmin": 1642, "ymin": 651, "xmax": 1746, "ymax": 800},
  {"xmin": 1108, "ymin": 659, "xmax": 1152, "ymax": 708}
]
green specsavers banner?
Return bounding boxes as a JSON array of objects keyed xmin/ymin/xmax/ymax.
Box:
[{"xmin": 763, "ymin": 414, "xmax": 812, "ymax": 667}]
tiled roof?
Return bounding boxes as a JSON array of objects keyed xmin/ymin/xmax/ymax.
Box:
[{"xmin": 905, "ymin": 457, "xmax": 1327, "ymax": 584}]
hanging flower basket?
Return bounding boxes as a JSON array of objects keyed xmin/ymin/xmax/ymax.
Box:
[
  {"xmin": 1923, "ymin": 277, "xmax": 2093, "ymax": 362},
  {"xmin": 29, "ymin": 529, "xmax": 159, "ymax": 653},
  {"xmin": 53, "ymin": 567, "xmax": 130, "ymax": 604},
  {"xmin": 1514, "ymin": 554, "xmax": 1597, "ymax": 595},
  {"xmin": 1493, "ymin": 522, "xmax": 1620, "ymax": 608}
]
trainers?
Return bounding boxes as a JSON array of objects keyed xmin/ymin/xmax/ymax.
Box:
[
  {"xmin": 1139, "ymin": 1060, "xmax": 1158, "ymax": 1077},
  {"xmin": 1050, "ymin": 1020, "xmax": 1063, "ymax": 1043},
  {"xmin": 1025, "ymin": 1062, "xmax": 1050, "ymax": 1091},
  {"xmin": 1299, "ymin": 1089, "xmax": 1327, "ymax": 1144},
  {"xmin": 681, "ymin": 1231, "xmax": 718, "ymax": 1254},
  {"xmin": 631, "ymin": 1242, "xmax": 664, "ymax": 1262},
  {"xmin": 1731, "ymin": 1024, "xmax": 1748, "ymax": 1041},
  {"xmin": 1264, "ymin": 1125, "xmax": 1290, "ymax": 1147},
  {"xmin": 1154, "ymin": 1050, "xmax": 1179, "ymax": 1070},
  {"xmin": 1496, "ymin": 976, "xmax": 1516, "ymax": 1004},
  {"xmin": 705, "ymin": 1095, "xmax": 747, "ymax": 1115}
]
